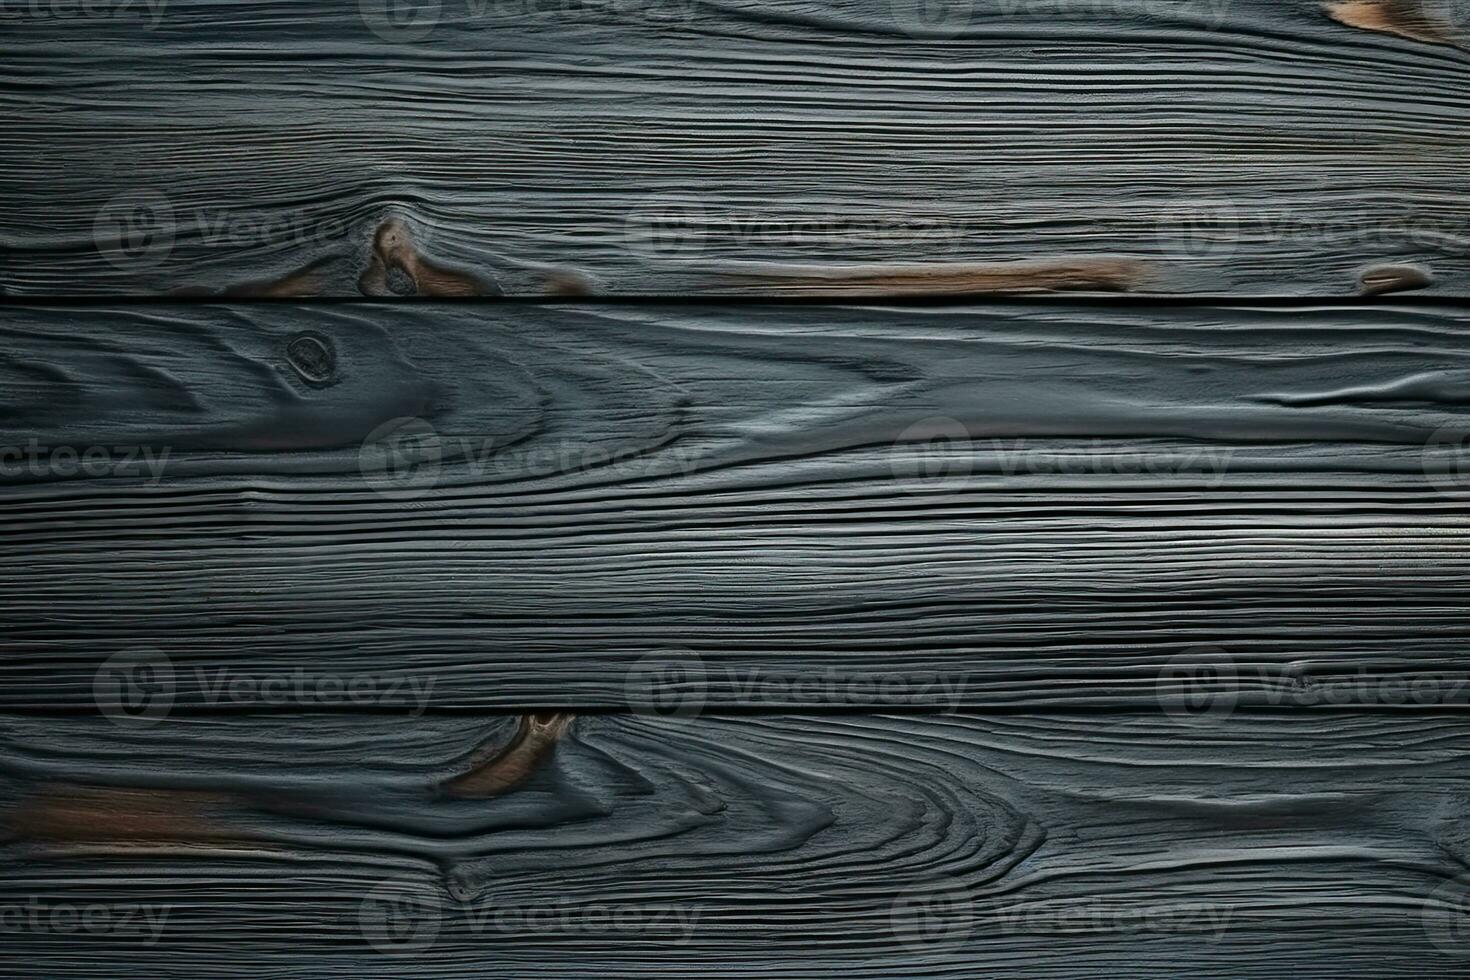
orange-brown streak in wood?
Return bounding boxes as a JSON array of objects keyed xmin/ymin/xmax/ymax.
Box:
[
  {"xmin": 441, "ymin": 713, "xmax": 575, "ymax": 799},
  {"xmin": 1325, "ymin": 0, "xmax": 1462, "ymax": 45},
  {"xmin": 7, "ymin": 785, "xmax": 243, "ymax": 845},
  {"xmin": 359, "ymin": 218, "xmax": 501, "ymax": 297},
  {"xmin": 716, "ymin": 258, "xmax": 1151, "ymax": 296}
]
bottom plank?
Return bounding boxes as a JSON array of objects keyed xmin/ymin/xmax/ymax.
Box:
[{"xmin": 2, "ymin": 712, "xmax": 1469, "ymax": 977}]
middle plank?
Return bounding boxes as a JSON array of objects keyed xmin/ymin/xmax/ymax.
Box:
[{"xmin": 4, "ymin": 301, "xmax": 1470, "ymax": 710}]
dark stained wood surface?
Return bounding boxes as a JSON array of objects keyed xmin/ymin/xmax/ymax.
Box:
[
  {"xmin": 7, "ymin": 6, "xmax": 1470, "ymax": 968},
  {"xmin": 5, "ymin": 711, "xmax": 1470, "ymax": 977},
  {"xmin": 4, "ymin": 301, "xmax": 1470, "ymax": 709},
  {"xmin": 3, "ymin": 0, "xmax": 1469, "ymax": 296}
]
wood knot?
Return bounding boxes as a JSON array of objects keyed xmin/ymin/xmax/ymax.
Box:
[
  {"xmin": 285, "ymin": 331, "xmax": 337, "ymax": 383},
  {"xmin": 441, "ymin": 713, "xmax": 575, "ymax": 799},
  {"xmin": 1360, "ymin": 263, "xmax": 1434, "ymax": 297}
]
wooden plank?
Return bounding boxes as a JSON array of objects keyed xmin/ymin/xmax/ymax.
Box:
[
  {"xmin": 4, "ymin": 300, "xmax": 1470, "ymax": 708},
  {"xmin": 3, "ymin": 0, "xmax": 1469, "ymax": 296},
  {"xmin": 2, "ymin": 711, "xmax": 1469, "ymax": 977}
]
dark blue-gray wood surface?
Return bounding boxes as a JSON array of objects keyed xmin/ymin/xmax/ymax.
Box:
[
  {"xmin": 4, "ymin": 301, "xmax": 1470, "ymax": 708},
  {"xmin": 3, "ymin": 0, "xmax": 1469, "ymax": 295},
  {"xmin": 5, "ymin": 711, "xmax": 1470, "ymax": 977},
  {"xmin": 7, "ymin": 0, "xmax": 1470, "ymax": 970}
]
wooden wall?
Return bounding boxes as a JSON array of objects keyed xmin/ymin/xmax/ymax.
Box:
[{"xmin": 3, "ymin": 1, "xmax": 1470, "ymax": 977}]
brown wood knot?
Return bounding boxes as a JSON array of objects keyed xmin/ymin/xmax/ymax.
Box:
[
  {"xmin": 1360, "ymin": 263, "xmax": 1434, "ymax": 296},
  {"xmin": 441, "ymin": 712, "xmax": 575, "ymax": 800},
  {"xmin": 359, "ymin": 217, "xmax": 503, "ymax": 298},
  {"xmin": 285, "ymin": 331, "xmax": 337, "ymax": 383}
]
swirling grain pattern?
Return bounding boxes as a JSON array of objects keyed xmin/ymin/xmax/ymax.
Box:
[{"xmin": 1, "ymin": 712, "xmax": 1469, "ymax": 977}]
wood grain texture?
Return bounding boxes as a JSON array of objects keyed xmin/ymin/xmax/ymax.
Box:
[
  {"xmin": 4, "ymin": 301, "xmax": 1470, "ymax": 708},
  {"xmin": 3, "ymin": 0, "xmax": 1469, "ymax": 296},
  {"xmin": 3, "ymin": 712, "xmax": 1470, "ymax": 977}
]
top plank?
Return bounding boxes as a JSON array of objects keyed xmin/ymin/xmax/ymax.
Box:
[{"xmin": 3, "ymin": 0, "xmax": 1468, "ymax": 297}]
